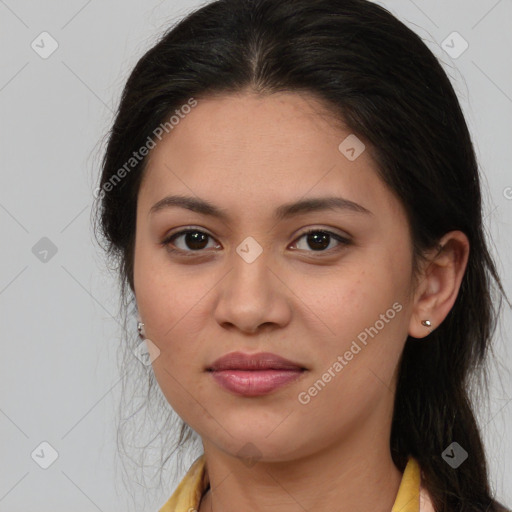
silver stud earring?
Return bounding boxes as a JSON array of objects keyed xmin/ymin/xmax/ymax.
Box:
[
  {"xmin": 137, "ymin": 321, "xmax": 145, "ymax": 338},
  {"xmin": 421, "ymin": 319, "xmax": 432, "ymax": 327}
]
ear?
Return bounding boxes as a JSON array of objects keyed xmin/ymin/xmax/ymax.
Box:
[{"xmin": 408, "ymin": 230, "xmax": 470, "ymax": 339}]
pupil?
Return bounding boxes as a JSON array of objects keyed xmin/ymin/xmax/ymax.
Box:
[
  {"xmin": 186, "ymin": 232, "xmax": 208, "ymax": 250},
  {"xmin": 308, "ymin": 232, "xmax": 329, "ymax": 251}
]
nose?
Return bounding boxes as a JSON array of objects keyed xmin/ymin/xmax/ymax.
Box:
[{"xmin": 213, "ymin": 252, "xmax": 292, "ymax": 335}]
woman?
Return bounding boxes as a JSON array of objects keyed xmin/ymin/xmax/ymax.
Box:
[{"xmin": 93, "ymin": 0, "xmax": 511, "ymax": 510}]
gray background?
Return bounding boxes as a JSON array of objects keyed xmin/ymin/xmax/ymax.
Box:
[{"xmin": 0, "ymin": 0, "xmax": 511, "ymax": 511}]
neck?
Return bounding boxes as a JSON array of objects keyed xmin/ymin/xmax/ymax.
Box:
[{"xmin": 198, "ymin": 419, "xmax": 403, "ymax": 512}]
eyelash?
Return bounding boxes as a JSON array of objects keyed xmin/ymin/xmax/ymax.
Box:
[{"xmin": 160, "ymin": 227, "xmax": 351, "ymax": 258}]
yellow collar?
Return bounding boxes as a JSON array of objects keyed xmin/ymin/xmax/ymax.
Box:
[{"xmin": 159, "ymin": 454, "xmax": 431, "ymax": 512}]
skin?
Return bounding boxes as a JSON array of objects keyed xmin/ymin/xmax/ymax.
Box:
[{"xmin": 133, "ymin": 90, "xmax": 469, "ymax": 512}]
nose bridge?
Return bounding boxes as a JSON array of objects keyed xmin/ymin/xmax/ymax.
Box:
[
  {"xmin": 213, "ymin": 235, "xmax": 288, "ymax": 332},
  {"xmin": 227, "ymin": 235, "xmax": 273, "ymax": 301}
]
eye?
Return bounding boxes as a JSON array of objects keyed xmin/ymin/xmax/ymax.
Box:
[
  {"xmin": 160, "ymin": 227, "xmax": 351, "ymax": 257},
  {"xmin": 161, "ymin": 228, "xmax": 219, "ymax": 256},
  {"xmin": 290, "ymin": 229, "xmax": 351, "ymax": 254}
]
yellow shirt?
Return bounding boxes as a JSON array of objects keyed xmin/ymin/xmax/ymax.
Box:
[{"xmin": 159, "ymin": 454, "xmax": 435, "ymax": 512}]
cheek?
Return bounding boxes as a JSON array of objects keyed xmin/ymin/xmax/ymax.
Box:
[
  {"xmin": 133, "ymin": 245, "xmax": 201, "ymax": 397},
  {"xmin": 294, "ymin": 270, "xmax": 407, "ymax": 433},
  {"xmin": 310, "ymin": 252, "xmax": 410, "ymax": 381},
  {"xmin": 134, "ymin": 240, "xmax": 200, "ymax": 337},
  {"xmin": 317, "ymin": 264, "xmax": 399, "ymax": 335}
]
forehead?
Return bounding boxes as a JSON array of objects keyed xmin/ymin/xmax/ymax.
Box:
[{"xmin": 139, "ymin": 91, "xmax": 403, "ymax": 222}]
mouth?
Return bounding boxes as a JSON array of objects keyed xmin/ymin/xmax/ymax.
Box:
[
  {"xmin": 206, "ymin": 351, "xmax": 307, "ymax": 397},
  {"xmin": 207, "ymin": 351, "xmax": 307, "ymax": 372}
]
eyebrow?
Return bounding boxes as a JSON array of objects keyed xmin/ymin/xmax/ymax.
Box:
[{"xmin": 148, "ymin": 194, "xmax": 373, "ymax": 221}]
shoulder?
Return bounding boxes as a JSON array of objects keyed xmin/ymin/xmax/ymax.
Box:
[{"xmin": 158, "ymin": 454, "xmax": 208, "ymax": 512}]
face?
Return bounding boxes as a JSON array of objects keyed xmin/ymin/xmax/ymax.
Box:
[{"xmin": 133, "ymin": 91, "xmax": 416, "ymax": 462}]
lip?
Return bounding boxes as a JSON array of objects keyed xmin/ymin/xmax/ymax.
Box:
[
  {"xmin": 207, "ymin": 351, "xmax": 306, "ymax": 371},
  {"xmin": 207, "ymin": 351, "xmax": 307, "ymax": 397}
]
